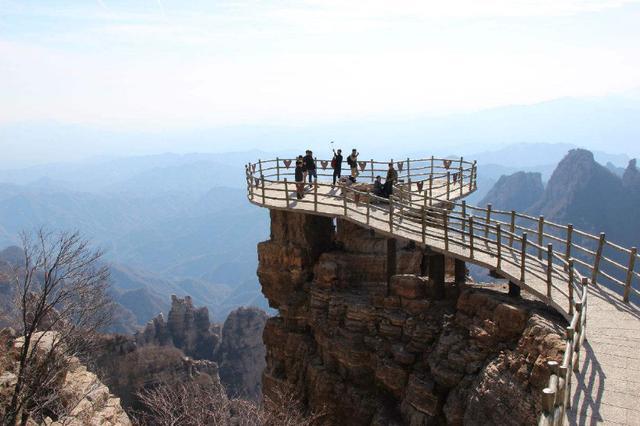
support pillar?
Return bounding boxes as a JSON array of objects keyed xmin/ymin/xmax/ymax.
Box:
[
  {"xmin": 508, "ymin": 281, "xmax": 521, "ymax": 298},
  {"xmin": 454, "ymin": 259, "xmax": 466, "ymax": 285},
  {"xmin": 428, "ymin": 254, "xmax": 445, "ymax": 299},
  {"xmin": 387, "ymin": 238, "xmax": 397, "ymax": 287}
]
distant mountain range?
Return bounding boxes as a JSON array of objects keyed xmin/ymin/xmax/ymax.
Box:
[
  {"xmin": 0, "ymin": 152, "xmax": 271, "ymax": 329},
  {"xmin": 2, "ymin": 91, "xmax": 639, "ymax": 169}
]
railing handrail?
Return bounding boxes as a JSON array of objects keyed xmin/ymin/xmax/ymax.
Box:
[{"xmin": 244, "ymin": 157, "xmax": 637, "ymax": 426}]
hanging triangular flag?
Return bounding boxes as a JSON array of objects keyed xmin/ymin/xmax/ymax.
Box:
[
  {"xmin": 443, "ymin": 159, "xmax": 452, "ymax": 169},
  {"xmin": 251, "ymin": 164, "xmax": 257, "ymax": 173},
  {"xmin": 397, "ymin": 161, "xmax": 404, "ymax": 172},
  {"xmin": 359, "ymin": 161, "xmax": 367, "ymax": 171},
  {"xmin": 417, "ymin": 181, "xmax": 424, "ymax": 192},
  {"xmin": 283, "ymin": 159, "xmax": 292, "ymax": 169},
  {"xmin": 254, "ymin": 177, "xmax": 260, "ymax": 187},
  {"xmin": 453, "ymin": 173, "xmax": 458, "ymax": 183},
  {"xmin": 321, "ymin": 160, "xmax": 329, "ymax": 170}
]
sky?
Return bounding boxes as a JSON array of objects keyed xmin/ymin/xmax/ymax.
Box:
[{"xmin": 1, "ymin": 1, "xmax": 640, "ymax": 164}]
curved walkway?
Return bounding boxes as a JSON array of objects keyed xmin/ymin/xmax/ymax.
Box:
[{"xmin": 245, "ymin": 157, "xmax": 640, "ymax": 425}]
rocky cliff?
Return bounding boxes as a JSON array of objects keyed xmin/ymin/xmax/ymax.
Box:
[
  {"xmin": 133, "ymin": 295, "xmax": 267, "ymax": 401},
  {"xmin": 257, "ymin": 210, "xmax": 566, "ymax": 425},
  {"xmin": 137, "ymin": 294, "xmax": 221, "ymax": 360},
  {"xmin": 215, "ymin": 306, "xmax": 268, "ymax": 400},
  {"xmin": 479, "ymin": 171, "xmax": 544, "ymax": 211}
]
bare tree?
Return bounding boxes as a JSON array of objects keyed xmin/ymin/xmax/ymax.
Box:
[
  {"xmin": 135, "ymin": 379, "xmax": 325, "ymax": 426},
  {"xmin": 3, "ymin": 229, "xmax": 112, "ymax": 426}
]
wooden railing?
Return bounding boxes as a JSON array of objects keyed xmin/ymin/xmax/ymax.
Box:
[{"xmin": 244, "ymin": 157, "xmax": 637, "ymax": 425}]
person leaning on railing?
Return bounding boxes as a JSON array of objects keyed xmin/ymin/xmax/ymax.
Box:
[{"xmin": 383, "ymin": 161, "xmax": 397, "ymax": 197}]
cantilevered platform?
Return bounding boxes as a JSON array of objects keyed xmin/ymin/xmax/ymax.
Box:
[{"xmin": 246, "ymin": 156, "xmax": 640, "ymax": 425}]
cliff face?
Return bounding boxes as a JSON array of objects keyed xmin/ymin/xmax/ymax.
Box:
[
  {"xmin": 479, "ymin": 171, "xmax": 544, "ymax": 211},
  {"xmin": 258, "ymin": 210, "xmax": 565, "ymax": 425},
  {"xmin": 215, "ymin": 307, "xmax": 268, "ymax": 400}
]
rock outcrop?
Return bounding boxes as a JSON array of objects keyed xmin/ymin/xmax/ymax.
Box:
[
  {"xmin": 215, "ymin": 306, "xmax": 268, "ymax": 400},
  {"xmin": 137, "ymin": 295, "xmax": 221, "ymax": 360},
  {"xmin": 258, "ymin": 210, "xmax": 566, "ymax": 425},
  {"xmin": 95, "ymin": 334, "xmax": 222, "ymax": 411},
  {"xmin": 479, "ymin": 171, "xmax": 544, "ymax": 211}
]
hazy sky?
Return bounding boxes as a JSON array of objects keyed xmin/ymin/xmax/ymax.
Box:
[{"xmin": 2, "ymin": 0, "xmax": 640, "ymax": 132}]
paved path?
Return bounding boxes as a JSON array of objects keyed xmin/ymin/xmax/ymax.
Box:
[{"xmin": 248, "ymin": 179, "xmax": 640, "ymax": 425}]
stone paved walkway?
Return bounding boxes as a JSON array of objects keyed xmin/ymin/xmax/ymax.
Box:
[{"xmin": 569, "ymin": 283, "xmax": 640, "ymax": 425}]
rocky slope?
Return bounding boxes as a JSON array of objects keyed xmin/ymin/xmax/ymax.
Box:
[
  {"xmin": 479, "ymin": 171, "xmax": 544, "ymax": 211},
  {"xmin": 257, "ymin": 210, "xmax": 566, "ymax": 425},
  {"xmin": 95, "ymin": 334, "xmax": 222, "ymax": 412},
  {"xmin": 0, "ymin": 331, "xmax": 131, "ymax": 425}
]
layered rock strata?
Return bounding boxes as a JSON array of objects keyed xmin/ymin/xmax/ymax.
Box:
[{"xmin": 258, "ymin": 210, "xmax": 566, "ymax": 425}]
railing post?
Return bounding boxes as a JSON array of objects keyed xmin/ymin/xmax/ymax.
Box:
[
  {"xmin": 509, "ymin": 210, "xmax": 516, "ymax": 247},
  {"xmin": 446, "ymin": 171, "xmax": 451, "ymax": 200},
  {"xmin": 472, "ymin": 160, "xmax": 477, "ymax": 190},
  {"xmin": 248, "ymin": 165, "xmax": 254, "ymax": 201},
  {"xmin": 406, "ymin": 157, "xmax": 411, "ymax": 181},
  {"xmin": 568, "ymin": 259, "xmax": 574, "ymax": 315},
  {"xmin": 459, "ymin": 163, "xmax": 464, "ymax": 197},
  {"xmin": 520, "ymin": 233, "xmax": 528, "ymax": 283},
  {"xmin": 547, "ymin": 243, "xmax": 553, "ymax": 298},
  {"xmin": 469, "ymin": 216, "xmax": 475, "ymax": 258},
  {"xmin": 461, "ymin": 200, "xmax": 467, "ymax": 240},
  {"xmin": 366, "ymin": 196, "xmax": 371, "ymax": 226},
  {"xmin": 389, "ymin": 203, "xmax": 394, "ymax": 232},
  {"xmin": 276, "ymin": 157, "xmax": 280, "ymax": 180},
  {"xmin": 258, "ymin": 159, "xmax": 263, "ymax": 177},
  {"xmin": 485, "ymin": 204, "xmax": 492, "ymax": 239},
  {"xmin": 429, "ymin": 177, "xmax": 433, "ymax": 205},
  {"xmin": 573, "ymin": 301, "xmax": 583, "ymax": 373},
  {"xmin": 408, "ymin": 178, "xmax": 412, "ymax": 205},
  {"xmin": 284, "ymin": 178, "xmax": 290, "ymax": 207},
  {"xmin": 313, "ymin": 181, "xmax": 318, "ymax": 212},
  {"xmin": 581, "ymin": 278, "xmax": 588, "ymax": 347},
  {"xmin": 624, "ymin": 247, "xmax": 637, "ymax": 303},
  {"xmin": 343, "ymin": 192, "xmax": 348, "ymax": 217},
  {"xmin": 260, "ymin": 175, "xmax": 266, "ymax": 204},
  {"xmin": 591, "ymin": 233, "xmax": 606, "ymax": 285},
  {"xmin": 421, "ymin": 206, "xmax": 426, "ymax": 245},
  {"xmin": 538, "ymin": 216, "xmax": 545, "ymax": 259},
  {"xmin": 443, "ymin": 209, "xmax": 449, "ymax": 251},
  {"xmin": 430, "ymin": 155, "xmax": 434, "ymax": 176},
  {"xmin": 496, "ymin": 224, "xmax": 502, "ymax": 271},
  {"xmin": 565, "ymin": 224, "xmax": 573, "ymax": 261},
  {"xmin": 370, "ymin": 159, "xmax": 374, "ymax": 181}
]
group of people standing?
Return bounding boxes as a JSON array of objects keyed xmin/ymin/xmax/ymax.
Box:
[{"xmin": 292, "ymin": 148, "xmax": 397, "ymax": 200}]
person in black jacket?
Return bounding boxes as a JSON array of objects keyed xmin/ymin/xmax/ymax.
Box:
[
  {"xmin": 303, "ymin": 150, "xmax": 316, "ymax": 185},
  {"xmin": 294, "ymin": 156, "xmax": 305, "ymax": 199},
  {"xmin": 332, "ymin": 148, "xmax": 343, "ymax": 185},
  {"xmin": 383, "ymin": 161, "xmax": 397, "ymax": 197}
]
